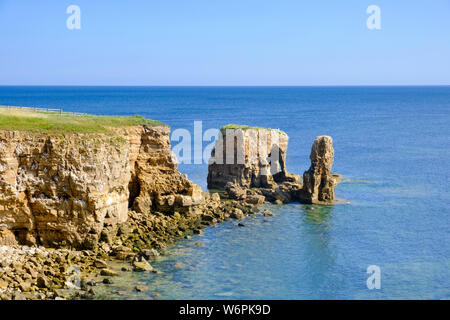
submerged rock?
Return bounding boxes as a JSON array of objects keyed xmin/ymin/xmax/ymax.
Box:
[
  {"xmin": 94, "ymin": 259, "xmax": 108, "ymax": 269},
  {"xmin": 135, "ymin": 285, "xmax": 148, "ymax": 292},
  {"xmin": 100, "ymin": 269, "xmax": 118, "ymax": 277},
  {"xmin": 140, "ymin": 248, "xmax": 160, "ymax": 261},
  {"xmin": 263, "ymin": 210, "xmax": 274, "ymax": 217},
  {"xmin": 194, "ymin": 242, "xmax": 205, "ymax": 247}
]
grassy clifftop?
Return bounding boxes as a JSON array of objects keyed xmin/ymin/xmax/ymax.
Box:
[
  {"xmin": 221, "ymin": 124, "xmax": 286, "ymax": 135},
  {"xmin": 0, "ymin": 106, "xmax": 165, "ymax": 133}
]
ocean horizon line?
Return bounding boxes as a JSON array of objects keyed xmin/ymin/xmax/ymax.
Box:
[{"xmin": 0, "ymin": 84, "xmax": 450, "ymax": 88}]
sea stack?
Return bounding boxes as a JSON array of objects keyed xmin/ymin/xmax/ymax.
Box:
[
  {"xmin": 299, "ymin": 135, "xmax": 342, "ymax": 204},
  {"xmin": 207, "ymin": 125, "xmax": 300, "ymax": 190},
  {"xmin": 207, "ymin": 125, "xmax": 341, "ymax": 205}
]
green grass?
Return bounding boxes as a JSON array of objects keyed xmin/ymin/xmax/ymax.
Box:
[
  {"xmin": 0, "ymin": 106, "xmax": 165, "ymax": 133},
  {"xmin": 221, "ymin": 124, "xmax": 286, "ymax": 134}
]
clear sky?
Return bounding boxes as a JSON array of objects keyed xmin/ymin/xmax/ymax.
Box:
[{"xmin": 0, "ymin": 0, "xmax": 449, "ymax": 85}]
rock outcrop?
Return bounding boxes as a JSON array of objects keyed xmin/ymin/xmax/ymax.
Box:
[
  {"xmin": 0, "ymin": 125, "xmax": 203, "ymax": 248},
  {"xmin": 297, "ymin": 136, "xmax": 342, "ymax": 204},
  {"xmin": 207, "ymin": 126, "xmax": 341, "ymax": 205}
]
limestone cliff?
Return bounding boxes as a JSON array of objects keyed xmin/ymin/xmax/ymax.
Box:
[{"xmin": 0, "ymin": 125, "xmax": 202, "ymax": 248}]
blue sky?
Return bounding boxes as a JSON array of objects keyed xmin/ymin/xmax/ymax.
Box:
[{"xmin": 0, "ymin": 0, "xmax": 449, "ymax": 85}]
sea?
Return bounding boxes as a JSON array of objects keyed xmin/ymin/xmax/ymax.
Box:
[{"xmin": 0, "ymin": 86, "xmax": 449, "ymax": 299}]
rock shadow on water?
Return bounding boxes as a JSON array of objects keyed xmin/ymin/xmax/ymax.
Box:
[
  {"xmin": 298, "ymin": 204, "xmax": 338, "ymax": 294},
  {"xmin": 300, "ymin": 204, "xmax": 334, "ymax": 229}
]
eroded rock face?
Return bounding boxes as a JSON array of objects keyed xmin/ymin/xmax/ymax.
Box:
[
  {"xmin": 0, "ymin": 125, "xmax": 203, "ymax": 248},
  {"xmin": 207, "ymin": 128, "xmax": 299, "ymax": 190},
  {"xmin": 298, "ymin": 136, "xmax": 342, "ymax": 204},
  {"xmin": 115, "ymin": 125, "xmax": 203, "ymax": 215},
  {"xmin": 0, "ymin": 131, "xmax": 131, "ymax": 248}
]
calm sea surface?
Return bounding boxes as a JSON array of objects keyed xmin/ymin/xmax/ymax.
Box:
[{"xmin": 1, "ymin": 86, "xmax": 449, "ymax": 299}]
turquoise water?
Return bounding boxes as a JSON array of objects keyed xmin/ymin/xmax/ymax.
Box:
[{"xmin": 1, "ymin": 86, "xmax": 449, "ymax": 299}]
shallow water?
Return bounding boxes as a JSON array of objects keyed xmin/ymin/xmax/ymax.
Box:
[{"xmin": 1, "ymin": 86, "xmax": 449, "ymax": 299}]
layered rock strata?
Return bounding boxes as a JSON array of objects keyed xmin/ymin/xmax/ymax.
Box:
[{"xmin": 0, "ymin": 125, "xmax": 203, "ymax": 248}]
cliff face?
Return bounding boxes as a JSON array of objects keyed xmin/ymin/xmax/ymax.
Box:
[
  {"xmin": 115, "ymin": 126, "xmax": 203, "ymax": 215},
  {"xmin": 207, "ymin": 128, "xmax": 299, "ymax": 190},
  {"xmin": 0, "ymin": 125, "xmax": 202, "ymax": 248}
]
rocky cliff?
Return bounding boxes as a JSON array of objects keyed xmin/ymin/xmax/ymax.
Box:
[
  {"xmin": 207, "ymin": 126, "xmax": 341, "ymax": 205},
  {"xmin": 0, "ymin": 125, "xmax": 203, "ymax": 249}
]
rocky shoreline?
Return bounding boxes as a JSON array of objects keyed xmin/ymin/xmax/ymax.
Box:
[
  {"xmin": 0, "ymin": 117, "xmax": 341, "ymax": 300},
  {"xmin": 0, "ymin": 196, "xmax": 263, "ymax": 300}
]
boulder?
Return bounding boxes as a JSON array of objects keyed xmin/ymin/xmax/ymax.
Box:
[
  {"xmin": 135, "ymin": 285, "xmax": 148, "ymax": 292},
  {"xmin": 100, "ymin": 269, "xmax": 118, "ymax": 277},
  {"xmin": 225, "ymin": 183, "xmax": 247, "ymax": 200},
  {"xmin": 211, "ymin": 193, "xmax": 221, "ymax": 202},
  {"xmin": 36, "ymin": 276, "xmax": 50, "ymax": 289},
  {"xmin": 94, "ymin": 259, "xmax": 108, "ymax": 269},
  {"xmin": 141, "ymin": 248, "xmax": 160, "ymax": 260},
  {"xmin": 245, "ymin": 195, "xmax": 266, "ymax": 205},
  {"xmin": 133, "ymin": 260, "xmax": 153, "ymax": 272},
  {"xmin": 230, "ymin": 208, "xmax": 245, "ymax": 220}
]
